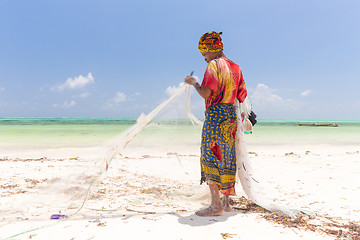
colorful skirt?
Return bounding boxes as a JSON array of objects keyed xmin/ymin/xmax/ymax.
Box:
[{"xmin": 200, "ymin": 103, "xmax": 237, "ymax": 196}]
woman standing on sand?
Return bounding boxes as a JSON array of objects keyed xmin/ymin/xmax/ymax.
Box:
[{"xmin": 184, "ymin": 31, "xmax": 247, "ymax": 216}]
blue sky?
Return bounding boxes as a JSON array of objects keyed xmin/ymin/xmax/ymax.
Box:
[{"xmin": 0, "ymin": 0, "xmax": 359, "ymax": 119}]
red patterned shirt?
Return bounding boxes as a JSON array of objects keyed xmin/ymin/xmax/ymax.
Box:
[{"xmin": 201, "ymin": 57, "xmax": 247, "ymax": 109}]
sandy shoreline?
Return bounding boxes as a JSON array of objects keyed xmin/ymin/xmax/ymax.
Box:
[{"xmin": 1, "ymin": 143, "xmax": 360, "ymax": 239}]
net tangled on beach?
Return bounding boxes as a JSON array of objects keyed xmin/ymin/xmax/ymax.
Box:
[
  {"xmin": 0, "ymin": 84, "xmax": 205, "ymax": 225},
  {"xmin": 1, "ymin": 81, "xmax": 325, "ymax": 240}
]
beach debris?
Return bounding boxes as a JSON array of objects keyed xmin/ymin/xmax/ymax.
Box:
[
  {"xmin": 248, "ymin": 151, "xmax": 258, "ymax": 156},
  {"xmin": 89, "ymin": 217, "xmax": 102, "ymax": 223},
  {"xmin": 1, "ymin": 184, "xmax": 20, "ymax": 189},
  {"xmin": 176, "ymin": 209, "xmax": 189, "ymax": 212},
  {"xmin": 0, "ymin": 156, "xmax": 9, "ymax": 161},
  {"xmin": 24, "ymin": 178, "xmax": 48, "ymax": 188},
  {"xmin": 142, "ymin": 215, "xmax": 160, "ymax": 221},
  {"xmin": 231, "ymin": 197, "xmax": 360, "ymax": 240},
  {"xmin": 0, "ymin": 157, "xmax": 65, "ymax": 162},
  {"xmin": 346, "ymin": 151, "xmax": 360, "ymax": 155},
  {"xmin": 233, "ymin": 197, "xmax": 269, "ymax": 214},
  {"xmin": 50, "ymin": 214, "xmax": 67, "ymax": 220},
  {"xmin": 126, "ymin": 207, "xmax": 156, "ymax": 214},
  {"xmin": 221, "ymin": 233, "xmax": 237, "ymax": 239},
  {"xmin": 140, "ymin": 187, "xmax": 164, "ymax": 197},
  {"xmin": 285, "ymin": 152, "xmax": 295, "ymax": 156},
  {"xmin": 67, "ymin": 202, "xmax": 79, "ymax": 209}
]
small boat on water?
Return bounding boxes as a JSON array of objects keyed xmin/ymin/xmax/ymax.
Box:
[{"xmin": 297, "ymin": 123, "xmax": 338, "ymax": 127}]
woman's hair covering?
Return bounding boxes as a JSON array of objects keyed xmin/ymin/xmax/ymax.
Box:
[{"xmin": 198, "ymin": 31, "xmax": 224, "ymax": 53}]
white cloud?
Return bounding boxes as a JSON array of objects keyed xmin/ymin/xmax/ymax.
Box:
[
  {"xmin": 113, "ymin": 92, "xmax": 126, "ymax": 103},
  {"xmin": 251, "ymin": 84, "xmax": 283, "ymax": 103},
  {"xmin": 56, "ymin": 73, "xmax": 94, "ymax": 91},
  {"xmin": 165, "ymin": 82, "xmax": 185, "ymax": 97},
  {"xmin": 301, "ymin": 89, "xmax": 313, "ymax": 97},
  {"xmin": 156, "ymin": 82, "xmax": 201, "ymax": 119},
  {"xmin": 0, "ymin": 87, "xmax": 5, "ymax": 92},
  {"xmin": 79, "ymin": 92, "xmax": 90, "ymax": 98},
  {"xmin": 53, "ymin": 100, "xmax": 76, "ymax": 108},
  {"xmin": 106, "ymin": 92, "xmax": 127, "ymax": 107},
  {"xmin": 250, "ymin": 83, "xmax": 306, "ymax": 116},
  {"xmin": 64, "ymin": 100, "xmax": 76, "ymax": 108}
]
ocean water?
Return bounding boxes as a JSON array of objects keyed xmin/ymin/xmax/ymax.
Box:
[
  {"xmin": 0, "ymin": 118, "xmax": 359, "ymax": 152},
  {"xmin": 246, "ymin": 119, "xmax": 360, "ymax": 145},
  {"xmin": 0, "ymin": 118, "xmax": 135, "ymax": 150}
]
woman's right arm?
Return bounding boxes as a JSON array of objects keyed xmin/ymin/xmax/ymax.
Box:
[{"xmin": 184, "ymin": 76, "xmax": 212, "ymax": 99}]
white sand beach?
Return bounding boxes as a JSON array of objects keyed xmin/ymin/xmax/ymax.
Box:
[
  {"xmin": 1, "ymin": 141, "xmax": 359, "ymax": 240},
  {"xmin": 2, "ymin": 0, "xmax": 360, "ymax": 238}
]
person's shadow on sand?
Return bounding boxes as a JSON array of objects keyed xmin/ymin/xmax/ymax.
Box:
[{"xmin": 175, "ymin": 211, "xmax": 239, "ymax": 227}]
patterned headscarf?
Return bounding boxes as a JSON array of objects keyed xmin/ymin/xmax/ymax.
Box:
[{"xmin": 198, "ymin": 31, "xmax": 224, "ymax": 53}]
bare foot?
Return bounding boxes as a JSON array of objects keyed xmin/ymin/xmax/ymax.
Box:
[
  {"xmin": 222, "ymin": 196, "xmax": 232, "ymax": 212},
  {"xmin": 195, "ymin": 204, "xmax": 224, "ymax": 216}
]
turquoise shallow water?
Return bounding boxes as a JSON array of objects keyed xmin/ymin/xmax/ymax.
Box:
[
  {"xmin": 246, "ymin": 120, "xmax": 360, "ymax": 145},
  {"xmin": 0, "ymin": 118, "xmax": 135, "ymax": 149},
  {"xmin": 0, "ymin": 118, "xmax": 359, "ymax": 151}
]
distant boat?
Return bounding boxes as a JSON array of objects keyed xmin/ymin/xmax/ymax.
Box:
[{"xmin": 297, "ymin": 123, "xmax": 338, "ymax": 127}]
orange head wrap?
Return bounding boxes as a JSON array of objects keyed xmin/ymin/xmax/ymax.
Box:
[{"xmin": 198, "ymin": 31, "xmax": 224, "ymax": 53}]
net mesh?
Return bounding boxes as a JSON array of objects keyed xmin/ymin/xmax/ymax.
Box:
[
  {"xmin": 0, "ymin": 84, "xmax": 206, "ymax": 228},
  {"xmin": 1, "ymin": 83, "xmax": 301, "ymax": 237}
]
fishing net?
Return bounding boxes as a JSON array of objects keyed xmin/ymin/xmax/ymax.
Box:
[
  {"xmin": 0, "ymin": 80, "xmax": 301, "ymax": 239},
  {"xmin": 0, "ymin": 84, "xmax": 206, "ymax": 228}
]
